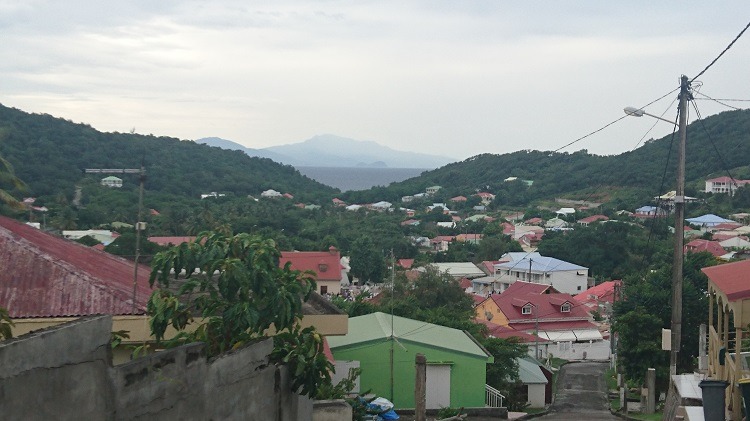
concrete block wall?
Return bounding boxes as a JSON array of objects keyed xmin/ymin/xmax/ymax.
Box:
[
  {"xmin": 0, "ymin": 315, "xmax": 114, "ymax": 420},
  {"xmin": 112, "ymin": 342, "xmax": 207, "ymax": 420},
  {"xmin": 0, "ymin": 315, "xmax": 315, "ymax": 420}
]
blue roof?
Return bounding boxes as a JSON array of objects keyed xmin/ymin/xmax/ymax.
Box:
[
  {"xmin": 686, "ymin": 214, "xmax": 734, "ymax": 225},
  {"xmin": 495, "ymin": 252, "xmax": 587, "ymax": 273}
]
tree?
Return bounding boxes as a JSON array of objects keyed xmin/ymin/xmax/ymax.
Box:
[
  {"xmin": 147, "ymin": 230, "xmax": 332, "ymax": 397},
  {"xmin": 482, "ymin": 337, "xmax": 528, "ymax": 411},
  {"xmin": 0, "ymin": 306, "xmax": 14, "ymax": 340},
  {"xmin": 0, "ymin": 154, "xmax": 25, "ymax": 211},
  {"xmin": 349, "ymin": 236, "xmax": 385, "ymax": 284}
]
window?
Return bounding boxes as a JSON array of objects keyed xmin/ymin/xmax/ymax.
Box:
[
  {"xmin": 577, "ymin": 286, "xmax": 582, "ymax": 291},
  {"xmin": 561, "ymin": 303, "xmax": 571, "ymax": 312},
  {"xmin": 522, "ymin": 305, "xmax": 532, "ymax": 315},
  {"xmin": 320, "ymin": 285, "xmax": 328, "ymax": 294}
]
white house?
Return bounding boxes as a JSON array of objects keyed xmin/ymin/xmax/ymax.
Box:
[
  {"xmin": 705, "ymin": 176, "xmax": 750, "ymax": 195},
  {"xmin": 100, "ymin": 176, "xmax": 122, "ymax": 188},
  {"xmin": 370, "ymin": 201, "xmax": 392, "ymax": 211},
  {"xmin": 426, "ymin": 262, "xmax": 486, "ymax": 279},
  {"xmin": 493, "ymin": 252, "xmax": 589, "ymax": 295},
  {"xmin": 426, "ymin": 185, "xmax": 442, "ymax": 195},
  {"xmin": 260, "ymin": 189, "xmax": 282, "ymax": 198},
  {"xmin": 555, "ymin": 208, "xmax": 575, "ymax": 217}
]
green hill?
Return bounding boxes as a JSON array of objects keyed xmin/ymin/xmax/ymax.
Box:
[
  {"xmin": 0, "ymin": 103, "xmax": 337, "ymax": 202},
  {"xmin": 342, "ymin": 108, "xmax": 750, "ymax": 208}
]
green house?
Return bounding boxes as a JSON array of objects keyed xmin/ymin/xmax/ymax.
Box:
[{"xmin": 327, "ymin": 312, "xmax": 493, "ymax": 409}]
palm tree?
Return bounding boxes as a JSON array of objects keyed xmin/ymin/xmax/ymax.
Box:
[{"xmin": 0, "ymin": 155, "xmax": 25, "ymax": 210}]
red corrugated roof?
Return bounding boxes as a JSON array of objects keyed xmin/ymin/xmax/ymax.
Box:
[
  {"xmin": 574, "ymin": 280, "xmax": 621, "ymax": 307},
  {"xmin": 279, "ymin": 248, "xmax": 342, "ymax": 282},
  {"xmin": 475, "ymin": 319, "xmax": 549, "ymax": 344},
  {"xmin": 509, "ymin": 319, "xmax": 598, "ymax": 332},
  {"xmin": 685, "ymin": 239, "xmax": 726, "ymax": 257},
  {"xmin": 492, "ymin": 289, "xmax": 589, "ymax": 322},
  {"xmin": 0, "ymin": 216, "xmax": 153, "ymax": 318},
  {"xmin": 703, "ymin": 260, "xmax": 750, "ymax": 301}
]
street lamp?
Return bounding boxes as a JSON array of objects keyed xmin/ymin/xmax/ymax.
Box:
[
  {"xmin": 623, "ymin": 107, "xmax": 675, "ymax": 124},
  {"xmin": 624, "ymin": 75, "xmax": 692, "ymax": 383}
]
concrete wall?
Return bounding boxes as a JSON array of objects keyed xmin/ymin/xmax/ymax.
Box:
[
  {"xmin": 0, "ymin": 315, "xmax": 314, "ymax": 421},
  {"xmin": 0, "ymin": 315, "xmax": 114, "ymax": 420}
]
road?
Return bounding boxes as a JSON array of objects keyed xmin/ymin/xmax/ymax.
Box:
[{"xmin": 537, "ymin": 361, "xmax": 620, "ymax": 420}]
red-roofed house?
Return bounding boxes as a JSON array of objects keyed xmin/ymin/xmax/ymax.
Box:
[
  {"xmin": 397, "ymin": 259, "xmax": 415, "ymax": 269},
  {"xmin": 430, "ymin": 235, "xmax": 455, "ymax": 252},
  {"xmin": 705, "ymin": 176, "xmax": 750, "ymax": 195},
  {"xmin": 280, "ymin": 247, "xmax": 344, "ymax": 295},
  {"xmin": 283, "ymin": 193, "xmax": 294, "ymax": 199},
  {"xmin": 577, "ymin": 215, "xmax": 609, "ymax": 226},
  {"xmin": 450, "ymin": 196, "xmax": 467, "ymax": 202},
  {"xmin": 456, "ymin": 233, "xmax": 482, "ymax": 244},
  {"xmin": 476, "ymin": 319, "xmax": 549, "ymax": 345},
  {"xmin": 475, "ymin": 192, "xmax": 495, "ymax": 205},
  {"xmin": 685, "ymin": 239, "xmax": 726, "ymax": 257},
  {"xmin": 501, "ymin": 222, "xmax": 515, "ymax": 236},
  {"xmin": 475, "ymin": 283, "xmax": 600, "ymax": 343},
  {"xmin": 524, "ymin": 217, "xmax": 543, "ymax": 226},
  {"xmin": 459, "ymin": 277, "xmax": 474, "ymax": 292},
  {"xmin": 0, "ymin": 215, "xmax": 154, "ymax": 363},
  {"xmin": 0, "ymin": 216, "xmax": 153, "ymax": 319},
  {"xmin": 711, "ymin": 222, "xmax": 744, "ymax": 232},
  {"xmin": 703, "ymin": 260, "xmax": 750, "ymax": 416},
  {"xmin": 332, "ymin": 198, "xmax": 346, "ymax": 206},
  {"xmin": 574, "ymin": 280, "xmax": 621, "ymax": 314}
]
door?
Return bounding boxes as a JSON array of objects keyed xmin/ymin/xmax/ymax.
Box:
[{"xmin": 425, "ymin": 364, "xmax": 451, "ymax": 409}]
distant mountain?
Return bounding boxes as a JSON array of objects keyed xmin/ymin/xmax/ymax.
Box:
[
  {"xmin": 200, "ymin": 134, "xmax": 454, "ymax": 169},
  {"xmin": 196, "ymin": 137, "xmax": 291, "ymax": 163}
]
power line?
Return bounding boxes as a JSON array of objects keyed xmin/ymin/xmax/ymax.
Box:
[
  {"xmin": 691, "ymin": 100, "xmax": 740, "ymax": 189},
  {"xmin": 691, "ymin": 20, "xmax": 750, "ymax": 82},
  {"xmin": 693, "ymin": 91, "xmax": 745, "ymax": 111},
  {"xmin": 551, "ymin": 88, "xmax": 678, "ymax": 154}
]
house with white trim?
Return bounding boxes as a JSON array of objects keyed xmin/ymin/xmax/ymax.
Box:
[
  {"xmin": 493, "ymin": 252, "xmax": 590, "ymax": 295},
  {"xmin": 100, "ymin": 176, "xmax": 122, "ymax": 188},
  {"xmin": 705, "ymin": 176, "xmax": 750, "ymax": 195}
]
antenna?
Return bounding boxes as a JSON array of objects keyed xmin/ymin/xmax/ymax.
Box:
[
  {"xmin": 390, "ymin": 249, "xmax": 395, "ymax": 402},
  {"xmin": 85, "ymin": 166, "xmax": 146, "ymax": 314}
]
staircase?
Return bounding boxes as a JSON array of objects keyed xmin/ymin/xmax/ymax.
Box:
[{"xmin": 485, "ymin": 384, "xmax": 506, "ymax": 408}]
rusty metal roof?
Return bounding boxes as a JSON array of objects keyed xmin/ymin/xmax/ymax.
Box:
[{"xmin": 0, "ymin": 216, "xmax": 153, "ymax": 318}]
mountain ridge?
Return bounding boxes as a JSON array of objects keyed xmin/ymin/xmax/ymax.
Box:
[{"xmin": 198, "ymin": 134, "xmax": 454, "ymax": 169}]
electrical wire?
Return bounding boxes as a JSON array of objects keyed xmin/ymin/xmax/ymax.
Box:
[
  {"xmin": 691, "ymin": 20, "xmax": 750, "ymax": 83},
  {"xmin": 693, "ymin": 91, "xmax": 745, "ymax": 111},
  {"xmin": 551, "ymin": 88, "xmax": 679, "ymax": 154},
  {"xmin": 691, "ymin": 100, "xmax": 740, "ymax": 189}
]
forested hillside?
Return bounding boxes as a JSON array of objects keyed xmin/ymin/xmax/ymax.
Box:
[
  {"xmin": 342, "ymin": 108, "xmax": 750, "ymax": 208},
  {"xmin": 0, "ymin": 104, "xmax": 336, "ymax": 202}
]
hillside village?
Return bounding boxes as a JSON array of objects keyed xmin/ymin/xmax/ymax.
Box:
[{"xmin": 3, "ymin": 106, "xmax": 750, "ymax": 419}]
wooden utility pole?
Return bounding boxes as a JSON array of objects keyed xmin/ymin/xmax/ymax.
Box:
[
  {"xmin": 84, "ymin": 167, "xmax": 146, "ymax": 314},
  {"xmin": 415, "ymin": 353, "xmax": 426, "ymax": 421},
  {"xmin": 670, "ymin": 75, "xmax": 691, "ymax": 380}
]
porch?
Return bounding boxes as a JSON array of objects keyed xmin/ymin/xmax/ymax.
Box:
[{"xmin": 704, "ymin": 260, "xmax": 750, "ymax": 421}]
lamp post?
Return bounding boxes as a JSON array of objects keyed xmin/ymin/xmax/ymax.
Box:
[{"xmin": 624, "ymin": 75, "xmax": 692, "ymax": 382}]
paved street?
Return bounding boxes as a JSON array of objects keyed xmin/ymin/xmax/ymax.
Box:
[{"xmin": 537, "ymin": 361, "xmax": 620, "ymax": 420}]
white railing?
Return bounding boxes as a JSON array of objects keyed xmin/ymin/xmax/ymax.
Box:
[{"xmin": 485, "ymin": 384, "xmax": 505, "ymax": 408}]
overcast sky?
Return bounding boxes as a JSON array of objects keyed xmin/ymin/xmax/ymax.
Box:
[{"xmin": 2, "ymin": 1, "xmax": 750, "ymax": 161}]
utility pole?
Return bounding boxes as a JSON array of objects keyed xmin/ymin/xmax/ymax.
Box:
[
  {"xmin": 670, "ymin": 75, "xmax": 691, "ymax": 380},
  {"xmin": 528, "ymin": 258, "xmax": 533, "ymax": 283},
  {"xmin": 84, "ymin": 166, "xmax": 146, "ymax": 314}
]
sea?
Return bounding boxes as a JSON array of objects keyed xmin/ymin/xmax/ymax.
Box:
[{"xmin": 295, "ymin": 167, "xmax": 428, "ymax": 192}]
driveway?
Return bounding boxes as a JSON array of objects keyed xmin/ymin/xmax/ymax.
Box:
[{"xmin": 537, "ymin": 361, "xmax": 620, "ymax": 420}]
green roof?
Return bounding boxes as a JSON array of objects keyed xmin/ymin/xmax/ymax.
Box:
[
  {"xmin": 327, "ymin": 312, "xmax": 491, "ymax": 360},
  {"xmin": 517, "ymin": 357, "xmax": 548, "ymax": 384}
]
